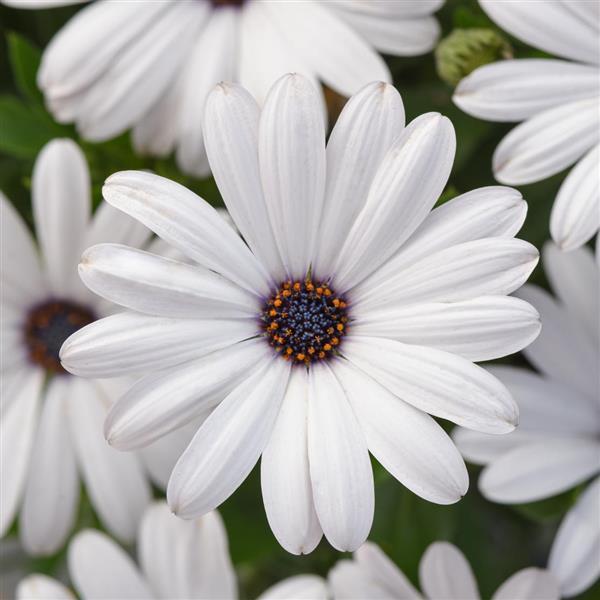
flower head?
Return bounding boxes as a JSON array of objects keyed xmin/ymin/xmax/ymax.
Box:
[{"xmin": 62, "ymin": 75, "xmax": 540, "ymax": 553}]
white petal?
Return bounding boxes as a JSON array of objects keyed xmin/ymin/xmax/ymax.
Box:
[
  {"xmin": 259, "ymin": 73, "xmax": 326, "ymax": 279},
  {"xmin": 16, "ymin": 575, "xmax": 74, "ymax": 600},
  {"xmin": 492, "ymin": 568, "xmax": 560, "ymax": 600},
  {"xmin": 138, "ymin": 503, "xmax": 237, "ymax": 599},
  {"xmin": 343, "ymin": 336, "xmax": 518, "ymax": 434},
  {"xmin": 79, "ymin": 244, "xmax": 259, "ymax": 319},
  {"xmin": 263, "ymin": 0, "xmax": 390, "ymax": 97},
  {"xmin": 261, "ymin": 368, "xmax": 322, "ymax": 555},
  {"xmin": 307, "ymin": 363, "xmax": 374, "ymax": 552},
  {"xmin": 32, "ymin": 139, "xmax": 90, "ymax": 298},
  {"xmin": 479, "ymin": 438, "xmax": 600, "ymax": 503},
  {"xmin": 203, "ymin": 82, "xmax": 285, "ymax": 282},
  {"xmin": 353, "ymin": 238, "xmax": 538, "ymax": 312},
  {"xmin": 258, "ymin": 575, "xmax": 329, "ymax": 600},
  {"xmin": 313, "ymin": 82, "xmax": 405, "ymax": 279},
  {"xmin": 454, "ymin": 59, "xmax": 600, "ymax": 122},
  {"xmin": 167, "ymin": 359, "xmax": 290, "ymax": 519},
  {"xmin": 68, "ymin": 530, "xmax": 153, "ymax": 599},
  {"xmin": 333, "ymin": 359, "xmax": 468, "ymax": 504},
  {"xmin": 0, "ymin": 192, "xmax": 46, "ymax": 307},
  {"xmin": 374, "ymin": 186, "xmax": 527, "ymax": 277},
  {"xmin": 480, "ymin": 0, "xmax": 600, "ymax": 64},
  {"xmin": 0, "ymin": 370, "xmax": 42, "ymax": 538},
  {"xmin": 105, "ymin": 338, "xmax": 269, "ymax": 450},
  {"xmin": 60, "ymin": 312, "xmax": 257, "ymax": 378},
  {"xmin": 549, "ymin": 477, "xmax": 600, "ymax": 597},
  {"xmin": 493, "ymin": 98, "xmax": 600, "ymax": 185},
  {"xmin": 20, "ymin": 377, "xmax": 79, "ymax": 556},
  {"xmin": 175, "ymin": 7, "xmax": 236, "ymax": 177},
  {"xmin": 328, "ymin": 559, "xmax": 394, "ymax": 600},
  {"xmin": 419, "ymin": 542, "xmax": 480, "ymax": 600},
  {"xmin": 351, "ymin": 296, "xmax": 540, "ymax": 362},
  {"xmin": 550, "ymin": 144, "xmax": 600, "ymax": 251},
  {"xmin": 332, "ymin": 0, "xmax": 444, "ymax": 18},
  {"xmin": 103, "ymin": 170, "xmax": 271, "ymax": 296},
  {"xmin": 518, "ymin": 285, "xmax": 598, "ymax": 397},
  {"xmin": 67, "ymin": 378, "xmax": 151, "ymax": 543},
  {"xmin": 84, "ymin": 201, "xmax": 151, "ymax": 250},
  {"xmin": 334, "ymin": 113, "xmax": 455, "ymax": 292}
]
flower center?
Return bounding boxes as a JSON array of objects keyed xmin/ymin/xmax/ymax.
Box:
[
  {"xmin": 261, "ymin": 280, "xmax": 349, "ymax": 365},
  {"xmin": 210, "ymin": 0, "xmax": 246, "ymax": 7},
  {"xmin": 24, "ymin": 300, "xmax": 95, "ymax": 374}
]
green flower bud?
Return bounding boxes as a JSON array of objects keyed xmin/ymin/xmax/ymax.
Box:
[{"xmin": 435, "ymin": 28, "xmax": 513, "ymax": 87}]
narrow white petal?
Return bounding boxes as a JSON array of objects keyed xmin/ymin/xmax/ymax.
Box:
[
  {"xmin": 67, "ymin": 378, "xmax": 151, "ymax": 543},
  {"xmin": 351, "ymin": 296, "xmax": 540, "ymax": 362},
  {"xmin": 0, "ymin": 192, "xmax": 46, "ymax": 307},
  {"xmin": 60, "ymin": 312, "xmax": 257, "ymax": 378},
  {"xmin": 332, "ymin": 0, "xmax": 443, "ymax": 18},
  {"xmin": 454, "ymin": 59, "xmax": 600, "ymax": 122},
  {"xmin": 353, "ymin": 238, "xmax": 538, "ymax": 312},
  {"xmin": 32, "ymin": 139, "xmax": 90, "ymax": 298},
  {"xmin": 258, "ymin": 575, "xmax": 329, "ymax": 600},
  {"xmin": 84, "ymin": 201, "xmax": 151, "ymax": 250},
  {"xmin": 550, "ymin": 144, "xmax": 600, "ymax": 251},
  {"xmin": 167, "ymin": 359, "xmax": 290, "ymax": 519},
  {"xmin": 334, "ymin": 113, "xmax": 456, "ymax": 291},
  {"xmin": 480, "ymin": 0, "xmax": 600, "ymax": 64},
  {"xmin": 492, "ymin": 568, "xmax": 559, "ymax": 600},
  {"xmin": 493, "ymin": 98, "xmax": 600, "ymax": 185},
  {"xmin": 263, "ymin": 0, "xmax": 390, "ymax": 97},
  {"xmin": 0, "ymin": 370, "xmax": 42, "ymax": 538},
  {"xmin": 261, "ymin": 368, "xmax": 322, "ymax": 555},
  {"xmin": 343, "ymin": 336, "xmax": 518, "ymax": 434},
  {"xmin": 313, "ymin": 82, "xmax": 405, "ymax": 279},
  {"xmin": 138, "ymin": 503, "xmax": 237, "ymax": 599},
  {"xmin": 79, "ymin": 244, "xmax": 259, "ymax": 319},
  {"xmin": 259, "ymin": 73, "xmax": 326, "ymax": 279},
  {"xmin": 518, "ymin": 285, "xmax": 598, "ymax": 397},
  {"xmin": 480, "ymin": 438, "xmax": 600, "ymax": 503},
  {"xmin": 549, "ymin": 477, "xmax": 600, "ymax": 597},
  {"xmin": 16, "ymin": 575, "xmax": 74, "ymax": 600},
  {"xmin": 333, "ymin": 359, "xmax": 468, "ymax": 504},
  {"xmin": 543, "ymin": 241, "xmax": 599, "ymax": 339},
  {"xmin": 20, "ymin": 377, "xmax": 79, "ymax": 556},
  {"xmin": 103, "ymin": 170, "xmax": 271, "ymax": 296},
  {"xmin": 419, "ymin": 542, "xmax": 480, "ymax": 600},
  {"xmin": 105, "ymin": 338, "xmax": 269, "ymax": 450},
  {"xmin": 329, "ymin": 559, "xmax": 394, "ymax": 599},
  {"xmin": 204, "ymin": 82, "xmax": 285, "ymax": 282},
  {"xmin": 307, "ymin": 363, "xmax": 374, "ymax": 552},
  {"xmin": 175, "ymin": 8, "xmax": 236, "ymax": 177},
  {"xmin": 68, "ymin": 530, "xmax": 153, "ymax": 599}
]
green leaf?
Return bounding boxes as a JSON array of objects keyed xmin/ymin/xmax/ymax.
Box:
[
  {"xmin": 7, "ymin": 32, "xmax": 43, "ymax": 105},
  {"xmin": 0, "ymin": 95, "xmax": 66, "ymax": 158}
]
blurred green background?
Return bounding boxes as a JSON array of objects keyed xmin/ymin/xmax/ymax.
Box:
[{"xmin": 0, "ymin": 1, "xmax": 596, "ymax": 598}]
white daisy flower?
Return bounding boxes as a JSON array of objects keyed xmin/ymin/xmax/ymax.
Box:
[
  {"xmin": 15, "ymin": 502, "xmax": 237, "ymax": 599},
  {"xmin": 454, "ymin": 242, "xmax": 600, "ymax": 597},
  {"xmin": 61, "ymin": 75, "xmax": 540, "ymax": 554},
  {"xmin": 0, "ymin": 138, "xmax": 176, "ymax": 556},
  {"xmin": 453, "ymin": 0, "xmax": 600, "ymax": 251},
  {"xmin": 259, "ymin": 541, "xmax": 560, "ymax": 600},
  {"xmin": 1, "ymin": 0, "xmax": 443, "ymax": 177}
]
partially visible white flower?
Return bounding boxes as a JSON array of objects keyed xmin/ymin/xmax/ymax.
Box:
[
  {"xmin": 15, "ymin": 502, "xmax": 237, "ymax": 599},
  {"xmin": 0, "ymin": 138, "xmax": 187, "ymax": 555},
  {"xmin": 453, "ymin": 0, "xmax": 600, "ymax": 251},
  {"xmin": 259, "ymin": 541, "xmax": 560, "ymax": 600},
  {"xmin": 1, "ymin": 0, "xmax": 444, "ymax": 177},
  {"xmin": 62, "ymin": 75, "xmax": 541, "ymax": 554},
  {"xmin": 454, "ymin": 242, "xmax": 600, "ymax": 597}
]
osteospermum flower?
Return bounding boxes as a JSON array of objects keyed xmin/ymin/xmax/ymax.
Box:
[
  {"xmin": 16, "ymin": 502, "xmax": 237, "ymax": 599},
  {"xmin": 0, "ymin": 138, "xmax": 182, "ymax": 555},
  {"xmin": 261, "ymin": 541, "xmax": 559, "ymax": 599},
  {"xmin": 61, "ymin": 75, "xmax": 541, "ymax": 553},
  {"xmin": 453, "ymin": 0, "xmax": 600, "ymax": 251},
  {"xmin": 454, "ymin": 242, "xmax": 600, "ymax": 598},
  {"xmin": 1, "ymin": 0, "xmax": 443, "ymax": 177}
]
